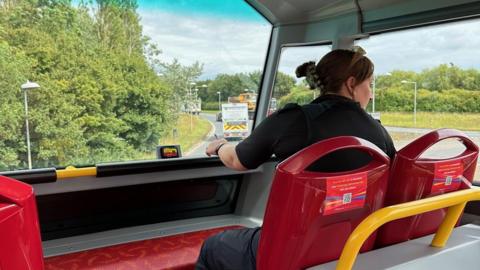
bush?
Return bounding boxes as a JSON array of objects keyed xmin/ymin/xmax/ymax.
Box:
[
  {"xmin": 202, "ymin": 101, "xmax": 220, "ymax": 111},
  {"xmin": 278, "ymin": 85, "xmax": 315, "ymax": 108},
  {"xmin": 375, "ymin": 88, "xmax": 480, "ymax": 112}
]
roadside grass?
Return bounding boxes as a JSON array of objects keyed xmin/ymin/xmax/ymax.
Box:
[
  {"xmin": 140, "ymin": 114, "xmax": 212, "ymax": 159},
  {"xmin": 204, "ymin": 110, "xmax": 480, "ymax": 131},
  {"xmin": 380, "ymin": 112, "xmax": 480, "ymax": 131},
  {"xmin": 159, "ymin": 114, "xmax": 212, "ymax": 154}
]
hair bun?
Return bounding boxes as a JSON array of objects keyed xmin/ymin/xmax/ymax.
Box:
[
  {"xmin": 296, "ymin": 61, "xmax": 321, "ymax": 90},
  {"xmin": 295, "ymin": 61, "xmax": 316, "ymax": 78}
]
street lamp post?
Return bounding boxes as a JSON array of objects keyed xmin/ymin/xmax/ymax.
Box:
[
  {"xmin": 199, "ymin": 84, "xmax": 208, "ymax": 114},
  {"xmin": 201, "ymin": 84, "xmax": 208, "ymax": 100},
  {"xmin": 217, "ymin": 91, "xmax": 221, "ymax": 111},
  {"xmin": 189, "ymin": 82, "xmax": 196, "ymax": 131},
  {"xmin": 21, "ymin": 81, "xmax": 40, "ymax": 170},
  {"xmin": 401, "ymin": 80, "xmax": 418, "ymax": 125},
  {"xmin": 189, "ymin": 82, "xmax": 196, "ymax": 110}
]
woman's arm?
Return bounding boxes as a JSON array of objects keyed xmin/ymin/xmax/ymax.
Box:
[
  {"xmin": 206, "ymin": 106, "xmax": 301, "ymax": 170},
  {"xmin": 206, "ymin": 139, "xmax": 248, "ymax": 171}
]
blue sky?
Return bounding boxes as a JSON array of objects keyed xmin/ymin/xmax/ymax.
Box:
[{"xmin": 138, "ymin": 0, "xmax": 264, "ymax": 22}]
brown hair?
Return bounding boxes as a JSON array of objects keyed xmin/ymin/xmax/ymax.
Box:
[{"xmin": 295, "ymin": 49, "xmax": 374, "ymax": 94}]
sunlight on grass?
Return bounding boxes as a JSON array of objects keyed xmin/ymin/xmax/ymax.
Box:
[
  {"xmin": 159, "ymin": 114, "xmax": 212, "ymax": 154},
  {"xmin": 381, "ymin": 111, "xmax": 480, "ymax": 181},
  {"xmin": 380, "ymin": 112, "xmax": 480, "ymax": 131},
  {"xmin": 202, "ymin": 110, "xmax": 219, "ymax": 114}
]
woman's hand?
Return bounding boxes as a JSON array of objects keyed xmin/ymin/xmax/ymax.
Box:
[{"xmin": 206, "ymin": 139, "xmax": 228, "ymax": 157}]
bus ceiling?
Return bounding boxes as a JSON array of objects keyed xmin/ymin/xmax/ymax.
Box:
[{"xmin": 247, "ymin": 0, "xmax": 480, "ymax": 42}]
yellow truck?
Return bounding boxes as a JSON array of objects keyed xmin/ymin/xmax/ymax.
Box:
[{"xmin": 228, "ymin": 93, "xmax": 257, "ymax": 120}]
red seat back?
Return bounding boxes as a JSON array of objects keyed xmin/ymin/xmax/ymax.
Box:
[
  {"xmin": 376, "ymin": 129, "xmax": 479, "ymax": 247},
  {"xmin": 257, "ymin": 136, "xmax": 390, "ymax": 270},
  {"xmin": 0, "ymin": 175, "xmax": 44, "ymax": 270}
]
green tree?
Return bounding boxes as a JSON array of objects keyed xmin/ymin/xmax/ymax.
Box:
[
  {"xmin": 278, "ymin": 84, "xmax": 314, "ymax": 108},
  {"xmin": 207, "ymin": 74, "xmax": 246, "ymax": 102},
  {"xmin": 0, "ymin": 0, "xmax": 174, "ymax": 169},
  {"xmin": 273, "ymin": 72, "xmax": 296, "ymax": 99},
  {"xmin": 0, "ymin": 42, "xmax": 32, "ymax": 170},
  {"xmin": 201, "ymin": 71, "xmax": 296, "ymax": 103},
  {"xmin": 159, "ymin": 59, "xmax": 204, "ymax": 114}
]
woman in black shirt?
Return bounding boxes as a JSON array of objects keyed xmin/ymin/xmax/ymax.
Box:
[{"xmin": 197, "ymin": 48, "xmax": 395, "ymax": 270}]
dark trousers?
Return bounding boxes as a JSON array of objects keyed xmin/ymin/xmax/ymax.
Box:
[{"xmin": 195, "ymin": 227, "xmax": 261, "ymax": 270}]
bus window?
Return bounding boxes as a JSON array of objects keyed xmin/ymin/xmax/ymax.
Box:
[
  {"xmin": 356, "ymin": 18, "xmax": 480, "ymax": 182},
  {"xmin": 0, "ymin": 0, "xmax": 271, "ymax": 171},
  {"xmin": 270, "ymin": 45, "xmax": 331, "ymax": 113}
]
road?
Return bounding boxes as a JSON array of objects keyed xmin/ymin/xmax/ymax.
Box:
[
  {"xmin": 385, "ymin": 126, "xmax": 480, "ymax": 158},
  {"xmin": 186, "ymin": 113, "xmax": 253, "ymax": 157},
  {"xmin": 385, "ymin": 126, "xmax": 480, "ymax": 138}
]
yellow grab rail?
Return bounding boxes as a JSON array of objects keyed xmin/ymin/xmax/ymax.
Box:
[
  {"xmin": 56, "ymin": 166, "xmax": 97, "ymax": 179},
  {"xmin": 336, "ymin": 188, "xmax": 480, "ymax": 270}
]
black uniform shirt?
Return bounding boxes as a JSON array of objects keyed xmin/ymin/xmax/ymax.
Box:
[{"xmin": 235, "ymin": 94, "xmax": 396, "ymax": 171}]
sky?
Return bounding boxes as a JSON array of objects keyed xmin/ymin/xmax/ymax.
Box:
[
  {"xmin": 138, "ymin": 0, "xmax": 271, "ymax": 79},
  {"xmin": 357, "ymin": 19, "xmax": 480, "ymax": 75},
  {"xmin": 136, "ymin": 0, "xmax": 480, "ymax": 79}
]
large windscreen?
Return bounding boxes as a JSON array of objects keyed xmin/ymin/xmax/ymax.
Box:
[{"xmin": 0, "ymin": 0, "xmax": 271, "ymax": 171}]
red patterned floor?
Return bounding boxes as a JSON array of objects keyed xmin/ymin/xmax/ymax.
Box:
[{"xmin": 45, "ymin": 226, "xmax": 242, "ymax": 270}]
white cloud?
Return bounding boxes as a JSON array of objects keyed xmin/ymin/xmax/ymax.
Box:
[
  {"xmin": 140, "ymin": 10, "xmax": 480, "ymax": 80},
  {"xmin": 277, "ymin": 45, "xmax": 332, "ymax": 78},
  {"xmin": 140, "ymin": 11, "xmax": 271, "ymax": 79},
  {"xmin": 357, "ymin": 19, "xmax": 480, "ymax": 74}
]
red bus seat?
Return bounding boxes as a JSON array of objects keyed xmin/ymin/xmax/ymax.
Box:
[
  {"xmin": 44, "ymin": 225, "xmax": 241, "ymax": 270},
  {"xmin": 257, "ymin": 136, "xmax": 390, "ymax": 270},
  {"xmin": 0, "ymin": 175, "xmax": 44, "ymax": 270},
  {"xmin": 376, "ymin": 129, "xmax": 479, "ymax": 247}
]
